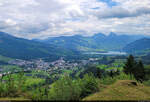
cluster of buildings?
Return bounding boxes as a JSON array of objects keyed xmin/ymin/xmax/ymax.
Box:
[
  {"xmin": 6, "ymin": 57, "xmax": 80, "ymax": 72},
  {"xmin": 0, "ymin": 57, "xmax": 100, "ymax": 78}
]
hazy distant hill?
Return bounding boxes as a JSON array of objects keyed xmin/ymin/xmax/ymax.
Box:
[
  {"xmin": 0, "ymin": 32, "xmax": 75, "ymax": 60},
  {"xmin": 123, "ymin": 38, "xmax": 150, "ymax": 54},
  {"xmin": 37, "ymin": 32, "xmax": 145, "ymax": 52},
  {"xmin": 0, "ymin": 31, "xmax": 148, "ymax": 60}
]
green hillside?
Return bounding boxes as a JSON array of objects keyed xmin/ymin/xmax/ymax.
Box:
[
  {"xmin": 0, "ymin": 32, "xmax": 75, "ymax": 60},
  {"xmin": 83, "ymin": 80, "xmax": 150, "ymax": 101},
  {"xmin": 123, "ymin": 38, "xmax": 150, "ymax": 55},
  {"xmin": 40, "ymin": 33, "xmax": 145, "ymax": 52}
]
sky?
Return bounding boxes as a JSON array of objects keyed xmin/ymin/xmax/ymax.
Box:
[{"xmin": 0, "ymin": 0, "xmax": 150, "ymax": 39}]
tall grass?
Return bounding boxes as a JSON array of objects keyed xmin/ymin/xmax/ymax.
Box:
[
  {"xmin": 143, "ymin": 80, "xmax": 150, "ymax": 86},
  {"xmin": 113, "ymin": 72, "xmax": 135, "ymax": 80},
  {"xmin": 100, "ymin": 77, "xmax": 116, "ymax": 85},
  {"xmin": 99, "ymin": 72, "xmax": 136, "ymax": 85}
]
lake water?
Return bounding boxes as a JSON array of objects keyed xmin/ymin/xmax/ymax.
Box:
[{"xmin": 84, "ymin": 51, "xmax": 127, "ymax": 55}]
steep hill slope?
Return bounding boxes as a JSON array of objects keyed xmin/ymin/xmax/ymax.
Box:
[
  {"xmin": 83, "ymin": 80, "xmax": 150, "ymax": 101},
  {"xmin": 0, "ymin": 32, "xmax": 74, "ymax": 60},
  {"xmin": 123, "ymin": 38, "xmax": 150, "ymax": 54}
]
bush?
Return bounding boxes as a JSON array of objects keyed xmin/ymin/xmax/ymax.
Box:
[
  {"xmin": 100, "ymin": 77, "xmax": 116, "ymax": 85},
  {"xmin": 48, "ymin": 75, "xmax": 81, "ymax": 101},
  {"xmin": 48, "ymin": 73, "xmax": 99, "ymax": 100},
  {"xmin": 143, "ymin": 80, "xmax": 150, "ymax": 86},
  {"xmin": 0, "ymin": 83, "xmax": 6, "ymax": 97},
  {"xmin": 79, "ymin": 73, "xmax": 99, "ymax": 98},
  {"xmin": 31, "ymin": 88, "xmax": 46, "ymax": 100},
  {"xmin": 114, "ymin": 72, "xmax": 135, "ymax": 80},
  {"xmin": 99, "ymin": 72, "xmax": 135, "ymax": 86}
]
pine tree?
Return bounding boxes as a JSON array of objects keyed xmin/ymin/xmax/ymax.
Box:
[
  {"xmin": 134, "ymin": 60, "xmax": 145, "ymax": 83},
  {"xmin": 109, "ymin": 70, "xmax": 114, "ymax": 78},
  {"xmin": 123, "ymin": 55, "xmax": 137, "ymax": 75},
  {"xmin": 124, "ymin": 55, "xmax": 146, "ymax": 82}
]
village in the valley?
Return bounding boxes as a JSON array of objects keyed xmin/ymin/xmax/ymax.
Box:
[{"xmin": 0, "ymin": 57, "xmax": 99, "ymax": 78}]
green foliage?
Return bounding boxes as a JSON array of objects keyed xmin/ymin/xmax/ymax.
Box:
[
  {"xmin": 31, "ymin": 87, "xmax": 46, "ymax": 100},
  {"xmin": 134, "ymin": 61, "xmax": 146, "ymax": 82},
  {"xmin": 0, "ymin": 55, "xmax": 12, "ymax": 62},
  {"xmin": 48, "ymin": 73, "xmax": 99, "ymax": 100},
  {"xmin": 144, "ymin": 65, "xmax": 150, "ymax": 80},
  {"xmin": 24, "ymin": 78, "xmax": 45, "ymax": 88},
  {"xmin": 0, "ymin": 83, "xmax": 6, "ymax": 97},
  {"xmin": 123, "ymin": 55, "xmax": 146, "ymax": 82},
  {"xmin": 99, "ymin": 72, "xmax": 135, "ymax": 85},
  {"xmin": 113, "ymin": 72, "xmax": 135, "ymax": 80},
  {"xmin": 79, "ymin": 73, "xmax": 99, "ymax": 98},
  {"xmin": 143, "ymin": 80, "xmax": 150, "ymax": 86},
  {"xmin": 123, "ymin": 55, "xmax": 137, "ymax": 74},
  {"xmin": 5, "ymin": 74, "xmax": 18, "ymax": 97},
  {"xmin": 0, "ymin": 65, "xmax": 22, "ymax": 73},
  {"xmin": 0, "ymin": 72, "xmax": 45, "ymax": 99},
  {"xmin": 48, "ymin": 75, "xmax": 81, "ymax": 101},
  {"xmin": 17, "ymin": 71, "xmax": 26, "ymax": 92},
  {"xmin": 100, "ymin": 77, "xmax": 116, "ymax": 85},
  {"xmin": 0, "ymin": 32, "xmax": 74, "ymax": 60}
]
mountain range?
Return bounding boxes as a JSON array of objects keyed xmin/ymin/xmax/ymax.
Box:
[
  {"xmin": 0, "ymin": 32, "xmax": 76, "ymax": 60},
  {"xmin": 0, "ymin": 31, "xmax": 149, "ymax": 60},
  {"xmin": 123, "ymin": 38, "xmax": 150, "ymax": 54},
  {"xmin": 37, "ymin": 32, "xmax": 146, "ymax": 52}
]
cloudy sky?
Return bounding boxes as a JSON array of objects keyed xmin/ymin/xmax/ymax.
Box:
[{"xmin": 0, "ymin": 0, "xmax": 150, "ymax": 39}]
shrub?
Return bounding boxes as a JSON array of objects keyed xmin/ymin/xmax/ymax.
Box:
[
  {"xmin": 100, "ymin": 77, "xmax": 116, "ymax": 85},
  {"xmin": 143, "ymin": 80, "xmax": 150, "ymax": 86},
  {"xmin": 79, "ymin": 73, "xmax": 99, "ymax": 98},
  {"xmin": 114, "ymin": 72, "xmax": 135, "ymax": 80},
  {"xmin": 48, "ymin": 75, "xmax": 81, "ymax": 101},
  {"xmin": 0, "ymin": 83, "xmax": 6, "ymax": 97}
]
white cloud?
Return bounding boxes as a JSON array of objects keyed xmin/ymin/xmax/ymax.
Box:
[{"xmin": 0, "ymin": 0, "xmax": 150, "ymax": 39}]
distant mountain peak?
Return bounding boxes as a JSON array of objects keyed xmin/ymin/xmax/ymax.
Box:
[
  {"xmin": 109, "ymin": 32, "xmax": 117, "ymax": 37},
  {"xmin": 92, "ymin": 33, "xmax": 106, "ymax": 38}
]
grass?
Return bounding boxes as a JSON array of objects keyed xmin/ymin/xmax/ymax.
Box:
[
  {"xmin": 2, "ymin": 73, "xmax": 45, "ymax": 88},
  {"xmin": 96, "ymin": 64, "xmax": 123, "ymax": 71},
  {"xmin": 0, "ymin": 65, "xmax": 22, "ymax": 73},
  {"xmin": 113, "ymin": 72, "xmax": 135, "ymax": 80},
  {"xmin": 25, "ymin": 78, "xmax": 45, "ymax": 87},
  {"xmin": 99, "ymin": 77, "xmax": 116, "ymax": 85},
  {"xmin": 0, "ymin": 55, "xmax": 12, "ymax": 62},
  {"xmin": 99, "ymin": 72, "xmax": 135, "ymax": 86},
  {"xmin": 0, "ymin": 97, "xmax": 30, "ymax": 101},
  {"xmin": 143, "ymin": 80, "xmax": 150, "ymax": 86},
  {"xmin": 83, "ymin": 80, "xmax": 150, "ymax": 101}
]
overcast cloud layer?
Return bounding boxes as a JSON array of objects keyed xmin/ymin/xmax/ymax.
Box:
[{"xmin": 0, "ymin": 0, "xmax": 150, "ymax": 39}]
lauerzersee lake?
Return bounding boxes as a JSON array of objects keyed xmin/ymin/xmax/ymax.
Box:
[{"xmin": 84, "ymin": 51, "xmax": 127, "ymax": 55}]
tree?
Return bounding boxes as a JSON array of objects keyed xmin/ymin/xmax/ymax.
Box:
[
  {"xmin": 109, "ymin": 70, "xmax": 114, "ymax": 78},
  {"xmin": 17, "ymin": 70, "xmax": 26, "ymax": 92},
  {"xmin": 80, "ymin": 73, "xmax": 99, "ymax": 98},
  {"xmin": 123, "ymin": 55, "xmax": 146, "ymax": 82},
  {"xmin": 134, "ymin": 61, "xmax": 145, "ymax": 83},
  {"xmin": 123, "ymin": 55, "xmax": 137, "ymax": 75},
  {"xmin": 6, "ymin": 74, "xmax": 17, "ymax": 97},
  {"xmin": 48, "ymin": 75, "xmax": 81, "ymax": 100}
]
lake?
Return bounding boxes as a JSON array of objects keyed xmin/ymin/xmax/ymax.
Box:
[{"xmin": 84, "ymin": 51, "xmax": 127, "ymax": 55}]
